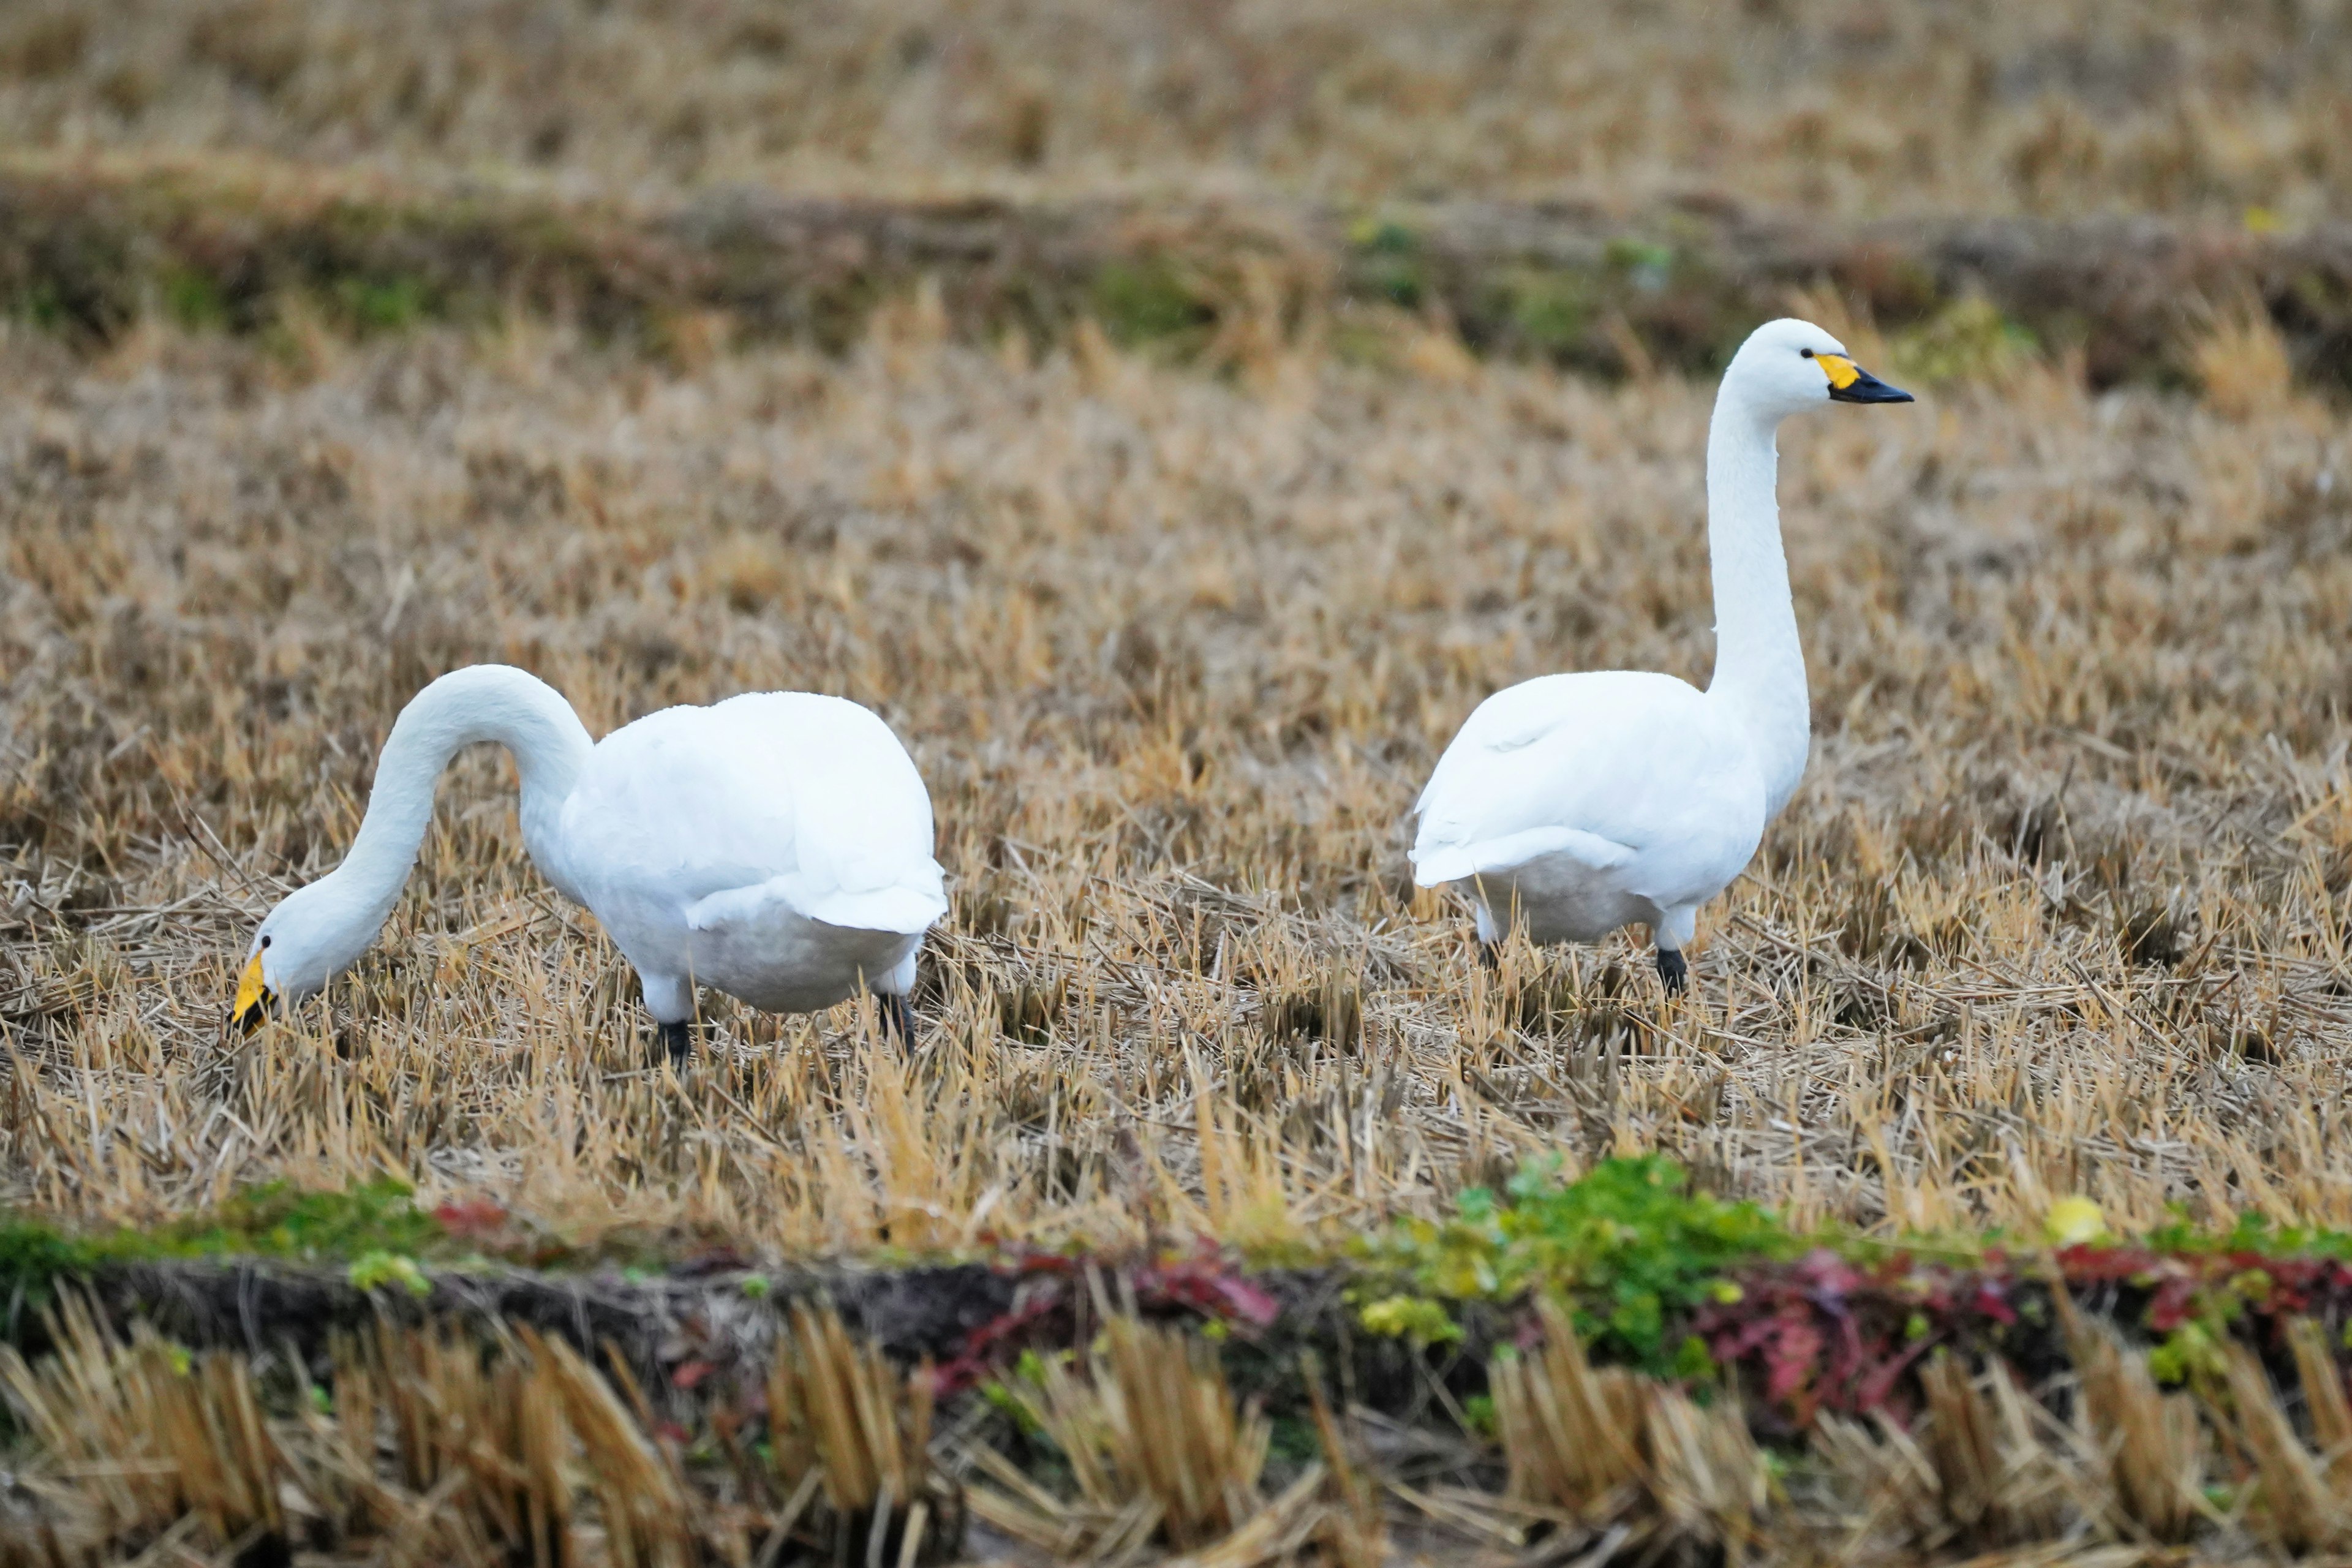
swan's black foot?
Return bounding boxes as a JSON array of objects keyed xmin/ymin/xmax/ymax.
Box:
[
  {"xmin": 878, "ymin": 992, "xmax": 916, "ymax": 1047},
  {"xmin": 655, "ymin": 1017, "xmax": 696, "ymax": 1065},
  {"xmin": 1656, "ymin": 948, "xmax": 1689, "ymax": 997},
  {"xmin": 1477, "ymin": 940, "xmax": 1501, "ymax": 973}
]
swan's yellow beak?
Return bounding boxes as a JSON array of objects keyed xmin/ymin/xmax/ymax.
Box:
[
  {"xmin": 1818, "ymin": 353, "xmax": 1913, "ymax": 404},
  {"xmin": 232, "ymin": 948, "xmax": 274, "ymax": 1035}
]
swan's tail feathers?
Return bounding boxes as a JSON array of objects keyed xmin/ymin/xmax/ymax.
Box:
[
  {"xmin": 1408, "ymin": 846, "xmax": 1479, "ymax": 888},
  {"xmin": 1410, "ymin": 826, "xmax": 1637, "ymax": 889},
  {"xmin": 804, "ymin": 884, "xmax": 949, "ymax": 936},
  {"xmin": 686, "ymin": 872, "xmax": 947, "ymax": 938}
]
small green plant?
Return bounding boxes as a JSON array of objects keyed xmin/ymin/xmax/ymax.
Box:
[
  {"xmin": 2149, "ymin": 1320, "xmax": 2226, "ymax": 1386},
  {"xmin": 1357, "ymin": 1294, "xmax": 1462, "ymax": 1346},
  {"xmin": 1357, "ymin": 1155, "xmax": 1797, "ymax": 1374},
  {"xmin": 346, "ymin": 1250, "xmax": 432, "ymax": 1297}
]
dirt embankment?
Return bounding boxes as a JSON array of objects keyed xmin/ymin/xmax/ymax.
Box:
[{"xmin": 4, "ymin": 160, "xmax": 2349, "ymax": 388}]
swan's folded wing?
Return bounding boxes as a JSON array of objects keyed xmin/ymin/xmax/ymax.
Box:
[
  {"xmin": 1411, "ymin": 671, "xmax": 1754, "ymax": 900},
  {"xmin": 1408, "ymin": 826, "xmax": 1635, "ymax": 888},
  {"xmin": 733, "ymin": 695, "xmax": 949, "ymax": 933},
  {"xmin": 564, "ymin": 692, "xmax": 946, "ymax": 935},
  {"xmin": 687, "ymin": 874, "xmax": 944, "ymax": 938}
]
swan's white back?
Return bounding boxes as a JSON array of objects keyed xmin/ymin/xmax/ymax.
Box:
[
  {"xmin": 1411, "ymin": 671, "xmax": 1765, "ymax": 942},
  {"xmin": 562, "ymin": 692, "xmax": 947, "ymax": 940}
]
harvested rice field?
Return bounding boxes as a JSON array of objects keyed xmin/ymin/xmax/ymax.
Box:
[{"xmin": 3, "ymin": 2, "xmax": 2352, "ymax": 1564}]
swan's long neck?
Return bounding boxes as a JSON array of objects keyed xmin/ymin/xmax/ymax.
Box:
[
  {"xmin": 306, "ymin": 666, "xmax": 595, "ymax": 965},
  {"xmin": 1703, "ymin": 394, "xmax": 1809, "ymax": 818}
]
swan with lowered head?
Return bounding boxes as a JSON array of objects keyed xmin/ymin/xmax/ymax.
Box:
[
  {"xmin": 1409, "ymin": 318, "xmax": 1912, "ymax": 993},
  {"xmin": 230, "ymin": 666, "xmax": 948, "ymax": 1056}
]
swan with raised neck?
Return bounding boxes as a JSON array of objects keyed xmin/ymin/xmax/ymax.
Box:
[
  {"xmin": 1409, "ymin": 317, "xmax": 1912, "ymax": 993},
  {"xmin": 230, "ymin": 664, "xmax": 947, "ymax": 1055}
]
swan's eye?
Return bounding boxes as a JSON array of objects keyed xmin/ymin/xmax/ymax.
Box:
[{"xmin": 1800, "ymin": 348, "xmax": 1814, "ymax": 358}]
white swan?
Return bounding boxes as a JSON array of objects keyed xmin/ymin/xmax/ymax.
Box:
[
  {"xmin": 1409, "ymin": 318, "xmax": 1912, "ymax": 993},
  {"xmin": 229, "ymin": 665, "xmax": 948, "ymax": 1055}
]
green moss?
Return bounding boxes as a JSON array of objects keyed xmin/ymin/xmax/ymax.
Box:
[
  {"xmin": 0, "ymin": 1217, "xmax": 89, "ymax": 1316},
  {"xmin": 0, "ymin": 1179, "xmax": 449, "ymax": 1325},
  {"xmin": 146, "ymin": 1178, "xmax": 445, "ymax": 1261}
]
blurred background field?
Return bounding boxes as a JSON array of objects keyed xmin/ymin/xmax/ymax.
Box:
[{"xmin": 2, "ymin": 0, "xmax": 2350, "ymax": 221}]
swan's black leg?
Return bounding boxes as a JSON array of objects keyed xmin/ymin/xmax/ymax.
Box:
[
  {"xmin": 655, "ymin": 1017, "xmax": 696, "ymax": 1065},
  {"xmin": 878, "ymin": 993, "xmax": 916, "ymax": 1047},
  {"xmin": 1477, "ymin": 940, "xmax": 1501, "ymax": 973},
  {"xmin": 1656, "ymin": 948, "xmax": 1689, "ymax": 997}
]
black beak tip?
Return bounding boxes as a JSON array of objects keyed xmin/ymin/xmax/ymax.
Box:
[
  {"xmin": 1832, "ymin": 369, "xmax": 1915, "ymax": 405},
  {"xmin": 232, "ymin": 1000, "xmax": 266, "ymax": 1036}
]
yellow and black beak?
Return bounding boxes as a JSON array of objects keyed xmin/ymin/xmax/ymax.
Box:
[
  {"xmin": 231, "ymin": 949, "xmax": 276, "ymax": 1036},
  {"xmin": 1819, "ymin": 353, "xmax": 1913, "ymax": 405}
]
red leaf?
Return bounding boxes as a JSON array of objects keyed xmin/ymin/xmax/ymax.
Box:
[
  {"xmin": 432, "ymin": 1197, "xmax": 510, "ymax": 1240},
  {"xmin": 1763, "ymin": 1318, "xmax": 1824, "ymax": 1406}
]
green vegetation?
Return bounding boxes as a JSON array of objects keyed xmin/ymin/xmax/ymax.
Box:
[
  {"xmin": 0, "ymin": 165, "xmax": 2337, "ymax": 387},
  {"xmin": 1090, "ymin": 257, "xmax": 1213, "ymax": 350},
  {"xmin": 157, "ymin": 266, "xmax": 227, "ymax": 330},
  {"xmin": 1355, "ymin": 1155, "xmax": 1799, "ymax": 1374},
  {"xmin": 1889, "ymin": 295, "xmax": 2040, "ymax": 385},
  {"xmin": 332, "ymin": 273, "xmax": 432, "ymax": 334},
  {"xmin": 0, "ymin": 1180, "xmax": 448, "ymax": 1323},
  {"xmin": 1348, "ymin": 214, "xmax": 1425, "ymax": 309},
  {"xmin": 2143, "ymin": 1208, "xmax": 2352, "ymax": 1262},
  {"xmin": 1499, "ymin": 268, "xmax": 1591, "ymax": 356}
]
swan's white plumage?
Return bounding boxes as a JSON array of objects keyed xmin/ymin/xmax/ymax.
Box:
[
  {"xmin": 1411, "ymin": 671, "xmax": 1765, "ymax": 946},
  {"xmin": 1409, "ymin": 317, "xmax": 1911, "ymax": 974},
  {"xmin": 238, "ymin": 669, "xmax": 945, "ymax": 1030},
  {"xmin": 560, "ymin": 691, "xmax": 946, "ymax": 1014}
]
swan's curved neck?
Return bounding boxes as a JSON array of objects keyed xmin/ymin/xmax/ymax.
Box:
[
  {"xmin": 309, "ymin": 666, "xmax": 595, "ymax": 955},
  {"xmin": 1703, "ymin": 395, "xmax": 1809, "ymax": 817}
]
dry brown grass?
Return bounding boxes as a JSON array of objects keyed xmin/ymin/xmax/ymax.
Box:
[
  {"xmin": 1488, "ymin": 1296, "xmax": 1765, "ymax": 1555},
  {"xmin": 968, "ymin": 1315, "xmax": 1291, "ymax": 1560},
  {"xmin": 24, "ymin": 1282, "xmax": 2352, "ymax": 1564},
  {"xmin": 0, "ymin": 1294, "xmax": 951, "ymax": 1565},
  {"xmin": 0, "ymin": 299, "xmax": 2349, "ymax": 1261},
  {"xmin": 1, "ymin": 1, "xmax": 2349, "ymax": 222}
]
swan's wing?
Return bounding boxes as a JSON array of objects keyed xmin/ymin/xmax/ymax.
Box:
[
  {"xmin": 1411, "ymin": 671, "xmax": 1758, "ymax": 900},
  {"xmin": 564, "ymin": 693, "xmax": 946, "ymax": 937}
]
